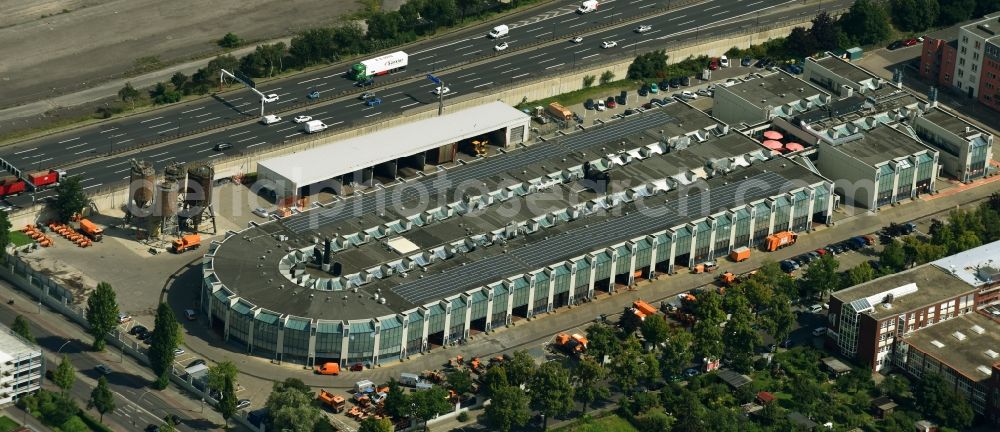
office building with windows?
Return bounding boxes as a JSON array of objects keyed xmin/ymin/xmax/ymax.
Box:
[{"xmin": 0, "ymin": 323, "xmax": 44, "ymax": 406}]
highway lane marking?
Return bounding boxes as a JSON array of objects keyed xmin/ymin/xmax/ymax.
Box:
[
  {"xmin": 511, "ymin": 73, "xmax": 530, "ymax": 79},
  {"xmin": 383, "ymin": 91, "xmax": 402, "ymax": 97},
  {"xmin": 462, "ymin": 50, "xmax": 482, "ymax": 56},
  {"xmin": 415, "ymin": 54, "xmax": 436, "ymax": 61},
  {"xmin": 474, "ymin": 82, "xmax": 493, "ymax": 88},
  {"xmin": 246, "ymin": 142, "xmax": 266, "ymax": 148},
  {"xmin": 298, "ymin": 77, "xmax": 322, "ymax": 85},
  {"xmin": 230, "ymin": 130, "xmax": 252, "ymax": 137},
  {"xmin": 277, "ymin": 98, "xmax": 299, "ymax": 104},
  {"xmin": 644, "ymin": 30, "xmax": 661, "ymax": 35},
  {"xmin": 277, "ymin": 92, "xmax": 291, "ymax": 97},
  {"xmin": 66, "ymin": 142, "xmax": 89, "ymax": 149},
  {"xmin": 107, "ymin": 161, "xmax": 129, "ymax": 167},
  {"xmin": 365, "ymin": 112, "xmax": 382, "ymax": 118},
  {"xmin": 188, "ymin": 141, "xmax": 210, "ymax": 147},
  {"xmin": 528, "ymin": 52, "xmax": 548, "ymax": 59},
  {"xmin": 678, "ymin": 19, "xmax": 695, "ymax": 25},
  {"xmin": 227, "ymin": 97, "xmax": 244, "ymax": 102},
  {"xmin": 668, "ymin": 14, "xmax": 686, "ymax": 21},
  {"xmin": 561, "ymin": 17, "xmax": 577, "ymax": 23},
  {"xmin": 147, "ymin": 122, "xmax": 171, "ymax": 129},
  {"xmin": 158, "ymin": 127, "xmax": 179, "ymax": 133},
  {"xmin": 116, "ymin": 139, "xmax": 133, "ymax": 145},
  {"xmin": 194, "ymin": 112, "xmax": 211, "ymax": 118},
  {"xmin": 466, "ymin": 77, "xmax": 482, "ymax": 82},
  {"xmin": 74, "ymin": 148, "xmax": 96, "ymax": 154},
  {"xmin": 400, "ymin": 102, "xmax": 420, "ymax": 108},
  {"xmin": 495, "ymin": 62, "xmax": 511, "ymax": 68},
  {"xmin": 410, "ymin": 36, "xmax": 473, "ymax": 56},
  {"xmin": 525, "ymin": 27, "xmax": 544, "ymax": 33},
  {"xmin": 639, "ymin": 3, "xmax": 655, "ymax": 8},
  {"xmin": 109, "ymin": 133, "xmax": 126, "ymax": 139},
  {"xmin": 712, "ymin": 10, "xmax": 728, "ymax": 17},
  {"xmin": 99, "ymin": 127, "xmax": 119, "ymax": 133},
  {"xmin": 114, "ymin": 168, "xmax": 130, "ymax": 174},
  {"xmin": 629, "ymin": 0, "xmax": 643, "ymax": 3},
  {"xmin": 57, "ymin": 137, "xmax": 79, "ymax": 143},
  {"xmin": 198, "ymin": 116, "xmax": 221, "ymax": 123},
  {"xmin": 156, "ymin": 156, "xmax": 175, "ymax": 163},
  {"xmin": 391, "ymin": 97, "xmax": 410, "ymax": 102},
  {"xmin": 570, "ymin": 22, "xmax": 588, "ymax": 28},
  {"xmin": 535, "ymin": 31, "xmax": 552, "ymax": 37},
  {"xmin": 81, "ymin": 177, "xmax": 94, "ymax": 183},
  {"xmin": 236, "ymin": 136, "xmax": 258, "ymax": 143},
  {"xmin": 181, "ymin": 107, "xmax": 204, "ymax": 114},
  {"xmin": 148, "ymin": 151, "xmax": 168, "ymax": 158},
  {"xmin": 285, "ymin": 133, "xmax": 303, "ymax": 138},
  {"xmin": 196, "ymin": 148, "xmax": 214, "ymax": 153},
  {"xmin": 581, "ymin": 53, "xmax": 600, "ymax": 59},
  {"xmin": 605, "ymin": 13, "xmax": 621, "ymax": 18},
  {"xmin": 235, "ymin": 102, "xmax": 252, "ymax": 108},
  {"xmin": 14, "ymin": 147, "xmax": 37, "ymax": 154},
  {"xmin": 327, "ymin": 121, "xmax": 344, "ymax": 127},
  {"xmin": 263, "ymin": 87, "xmax": 282, "ymax": 93},
  {"xmin": 747, "ymin": 0, "xmax": 763, "ymax": 5},
  {"xmin": 456, "ymin": 72, "xmax": 476, "ymax": 79},
  {"xmin": 574, "ymin": 48, "xmax": 591, "ymax": 54},
  {"xmin": 315, "ymin": 82, "xmax": 328, "ymax": 87},
  {"xmin": 454, "ymin": 44, "xmax": 474, "ymax": 51},
  {"xmin": 34, "ymin": 157, "xmax": 52, "ymax": 164},
  {"xmin": 426, "ymin": 60, "xmax": 447, "ymax": 67},
  {"xmin": 139, "ymin": 116, "xmax": 163, "ymax": 123},
  {"xmin": 500, "ymin": 68, "xmax": 520, "ymax": 74},
  {"xmin": 277, "ymin": 125, "xmax": 297, "ymax": 132},
  {"xmin": 537, "ymin": 58, "xmax": 557, "ymax": 64},
  {"xmin": 545, "ymin": 63, "xmax": 565, "ymax": 69},
  {"xmin": 82, "ymin": 183, "xmax": 103, "ymax": 190},
  {"xmin": 323, "ymin": 74, "xmax": 339, "ymax": 79},
  {"xmin": 704, "ymin": 5, "xmax": 720, "ymax": 10}
]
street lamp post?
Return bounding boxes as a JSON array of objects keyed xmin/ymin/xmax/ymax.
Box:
[{"xmin": 57, "ymin": 340, "xmax": 72, "ymax": 354}]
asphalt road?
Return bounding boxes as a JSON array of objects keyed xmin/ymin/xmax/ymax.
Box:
[
  {"xmin": 0, "ymin": 0, "xmax": 669, "ymax": 170},
  {"xmin": 0, "ymin": 299, "xmax": 210, "ymax": 432}
]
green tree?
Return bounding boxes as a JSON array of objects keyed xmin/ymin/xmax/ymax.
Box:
[
  {"xmin": 585, "ymin": 322, "xmax": 621, "ymax": 360},
  {"xmin": 693, "ymin": 290, "xmax": 726, "ymax": 325},
  {"xmin": 785, "ymin": 26, "xmax": 817, "ymax": 57},
  {"xmin": 839, "ymin": 0, "xmax": 892, "ymax": 46},
  {"xmin": 810, "ymin": 11, "xmax": 842, "ymax": 51},
  {"xmin": 53, "ymin": 355, "xmax": 76, "ymax": 393},
  {"xmin": 846, "ymin": 261, "xmax": 876, "ymax": 286},
  {"xmin": 660, "ymin": 326, "xmax": 693, "ymax": 379},
  {"xmin": 528, "ymin": 361, "xmax": 574, "ymax": 430},
  {"xmin": 367, "ymin": 12, "xmax": 404, "ymax": 40},
  {"xmin": 627, "ymin": 50, "xmax": 669, "ymax": 80},
  {"xmin": 207, "ymin": 361, "xmax": 238, "ymax": 393},
  {"xmin": 150, "ymin": 82, "xmax": 182, "ymax": 104},
  {"xmin": 52, "ymin": 176, "xmax": 91, "ymax": 223},
  {"xmin": 915, "ymin": 373, "xmax": 975, "ymax": 429},
  {"xmin": 266, "ymin": 378, "xmax": 322, "ymax": 432},
  {"xmin": 722, "ymin": 298, "xmax": 760, "ymax": 372},
  {"xmin": 691, "ymin": 319, "xmax": 724, "ymax": 363},
  {"xmin": 504, "ymin": 350, "xmax": 535, "ymax": 387},
  {"xmin": 382, "ymin": 379, "xmax": 410, "ymax": 419},
  {"xmin": 485, "ymin": 385, "xmax": 530, "ymax": 432},
  {"xmin": 937, "ymin": 0, "xmax": 976, "ymax": 25},
  {"xmin": 218, "ymin": 32, "xmax": 242, "ymax": 48},
  {"xmin": 481, "ymin": 366, "xmax": 508, "ymax": 398},
  {"xmin": 170, "ymin": 72, "xmax": 189, "ymax": 92},
  {"xmin": 611, "ymin": 334, "xmax": 645, "ymax": 395},
  {"xmin": 421, "ymin": 0, "xmax": 459, "ymax": 27},
  {"xmin": 0, "ymin": 209, "xmax": 11, "ymax": 254},
  {"xmin": 762, "ymin": 294, "xmax": 795, "ymax": 346},
  {"xmin": 572, "ymin": 357, "xmax": 608, "ymax": 413},
  {"xmin": 801, "ymin": 254, "xmax": 840, "ymax": 299},
  {"xmin": 446, "ymin": 369, "xmax": 473, "ymax": 396},
  {"xmin": 881, "ymin": 239, "xmax": 907, "ymax": 272},
  {"xmin": 358, "ymin": 417, "xmax": 394, "ymax": 432},
  {"xmin": 88, "ymin": 376, "xmax": 115, "ymax": 422},
  {"xmin": 411, "ymin": 386, "xmax": 453, "ymax": 431},
  {"xmin": 11, "ymin": 315, "xmax": 35, "ymax": 343},
  {"xmin": 583, "ymin": 74, "xmax": 596, "ymax": 88},
  {"xmin": 891, "ymin": 0, "xmax": 940, "ymax": 31},
  {"xmin": 640, "ymin": 314, "xmax": 671, "ymax": 348},
  {"xmin": 219, "ymin": 374, "xmax": 237, "ymax": 428},
  {"xmin": 975, "ymin": 0, "xmax": 1000, "ymax": 17},
  {"xmin": 879, "ymin": 374, "xmax": 911, "ymax": 400},
  {"xmin": 118, "ymin": 82, "xmax": 140, "ymax": 110},
  {"xmin": 599, "ymin": 70, "xmax": 615, "ymax": 85},
  {"xmin": 147, "ymin": 302, "xmax": 181, "ymax": 389},
  {"xmin": 85, "ymin": 281, "xmax": 118, "ymax": 351}
]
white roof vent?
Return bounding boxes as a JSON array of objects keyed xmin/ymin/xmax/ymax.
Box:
[
  {"xmin": 976, "ymin": 365, "xmax": 993, "ymax": 376},
  {"xmin": 930, "ymin": 340, "xmax": 945, "ymax": 348},
  {"xmin": 952, "ymin": 331, "xmax": 967, "ymax": 341},
  {"xmin": 970, "ymin": 325, "xmax": 985, "ymax": 334},
  {"xmin": 986, "ymin": 349, "xmax": 999, "ymax": 359}
]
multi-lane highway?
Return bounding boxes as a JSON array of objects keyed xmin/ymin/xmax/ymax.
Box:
[
  {"xmin": 0, "ymin": 0, "xmax": 677, "ymax": 170},
  {"xmin": 3, "ymin": 0, "xmax": 847, "ymax": 206}
]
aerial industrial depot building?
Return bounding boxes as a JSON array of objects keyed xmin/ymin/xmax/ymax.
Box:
[{"xmin": 200, "ymin": 56, "xmax": 995, "ymax": 369}]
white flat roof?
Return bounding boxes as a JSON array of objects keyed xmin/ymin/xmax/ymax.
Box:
[
  {"xmin": 932, "ymin": 240, "xmax": 1000, "ymax": 287},
  {"xmin": 258, "ymin": 101, "xmax": 529, "ymax": 188}
]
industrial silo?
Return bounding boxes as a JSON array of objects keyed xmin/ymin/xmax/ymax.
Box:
[
  {"xmin": 127, "ymin": 159, "xmax": 155, "ymax": 216},
  {"xmin": 184, "ymin": 163, "xmax": 214, "ymax": 229},
  {"xmin": 157, "ymin": 180, "xmax": 179, "ymax": 220}
]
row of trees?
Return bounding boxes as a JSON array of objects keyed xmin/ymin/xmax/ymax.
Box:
[{"xmin": 891, "ymin": 0, "xmax": 1000, "ymax": 32}]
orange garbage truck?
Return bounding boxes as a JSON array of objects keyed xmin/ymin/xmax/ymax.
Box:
[
  {"xmin": 78, "ymin": 219, "xmax": 104, "ymax": 242},
  {"xmin": 764, "ymin": 231, "xmax": 797, "ymax": 252},
  {"xmin": 729, "ymin": 246, "xmax": 750, "ymax": 262},
  {"xmin": 317, "ymin": 390, "xmax": 346, "ymax": 413},
  {"xmin": 172, "ymin": 234, "xmax": 201, "ymax": 253}
]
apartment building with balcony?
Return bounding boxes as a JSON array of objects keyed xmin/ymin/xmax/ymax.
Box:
[
  {"xmin": 919, "ymin": 13, "xmax": 1000, "ymax": 112},
  {"xmin": 0, "ymin": 323, "xmax": 44, "ymax": 406}
]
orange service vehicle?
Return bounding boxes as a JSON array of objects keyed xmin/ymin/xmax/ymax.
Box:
[
  {"xmin": 729, "ymin": 246, "xmax": 750, "ymax": 262},
  {"xmin": 764, "ymin": 231, "xmax": 797, "ymax": 252},
  {"xmin": 315, "ymin": 362, "xmax": 341, "ymax": 375},
  {"xmin": 78, "ymin": 219, "xmax": 104, "ymax": 241},
  {"xmin": 172, "ymin": 234, "xmax": 201, "ymax": 253},
  {"xmin": 317, "ymin": 390, "xmax": 346, "ymax": 412}
]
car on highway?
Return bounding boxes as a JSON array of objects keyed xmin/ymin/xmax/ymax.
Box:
[
  {"xmin": 366, "ymin": 97, "xmax": 382, "ymax": 107},
  {"xmin": 237, "ymin": 399, "xmax": 252, "ymax": 410},
  {"xmin": 263, "ymin": 93, "xmax": 279, "ymax": 103},
  {"xmin": 174, "ymin": 348, "xmax": 185, "ymax": 356},
  {"xmin": 571, "ymin": 36, "xmax": 583, "ymax": 43},
  {"xmin": 679, "ymin": 90, "xmax": 698, "ymax": 100},
  {"xmin": 95, "ymin": 364, "xmax": 113, "ymax": 375},
  {"xmin": 741, "ymin": 56, "xmax": 752, "ymax": 67},
  {"xmin": 494, "ymin": 42, "xmax": 509, "ymax": 51},
  {"xmin": 358, "ymin": 92, "xmax": 375, "ymax": 101},
  {"xmin": 261, "ymin": 115, "xmax": 282, "ymax": 125},
  {"xmin": 601, "ymin": 40, "xmax": 617, "ymax": 49},
  {"xmin": 307, "ymin": 90, "xmax": 321, "ymax": 99},
  {"xmin": 164, "ymin": 414, "xmax": 181, "ymax": 426},
  {"xmin": 293, "ymin": 115, "xmax": 313, "ymax": 123},
  {"xmin": 635, "ymin": 25, "xmax": 653, "ymax": 33},
  {"xmin": 595, "ymin": 99, "xmax": 606, "ymax": 111},
  {"xmin": 355, "ymin": 78, "xmax": 374, "ymax": 87},
  {"xmin": 649, "ymin": 83, "xmax": 659, "ymax": 93},
  {"xmin": 213, "ymin": 143, "xmax": 233, "ymax": 151},
  {"xmin": 145, "ymin": 425, "xmax": 160, "ymax": 432},
  {"xmin": 432, "ymin": 86, "xmax": 450, "ymax": 95},
  {"xmin": 720, "ymin": 55, "xmax": 730, "ymax": 68},
  {"xmin": 187, "ymin": 359, "xmax": 206, "ymax": 368}
]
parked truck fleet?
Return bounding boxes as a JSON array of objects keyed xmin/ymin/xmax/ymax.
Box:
[{"xmin": 0, "ymin": 169, "xmax": 67, "ymax": 198}]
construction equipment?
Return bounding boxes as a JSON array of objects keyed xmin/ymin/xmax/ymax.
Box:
[
  {"xmin": 693, "ymin": 261, "xmax": 718, "ymax": 273},
  {"xmin": 171, "ymin": 234, "xmax": 201, "ymax": 253},
  {"xmin": 469, "ymin": 357, "xmax": 484, "ymax": 374},
  {"xmin": 47, "ymin": 221, "xmax": 91, "ymax": 248},
  {"xmin": 314, "ymin": 362, "xmax": 340, "ymax": 375},
  {"xmin": 729, "ymin": 246, "xmax": 750, "ymax": 262},
  {"xmin": 764, "ymin": 231, "xmax": 797, "ymax": 252},
  {"xmin": 77, "ymin": 219, "xmax": 103, "ymax": 242},
  {"xmin": 471, "ymin": 139, "xmax": 489, "ymax": 157},
  {"xmin": 631, "ymin": 300, "xmax": 658, "ymax": 321},
  {"xmin": 447, "ymin": 355, "xmax": 464, "ymax": 368},
  {"xmin": 20, "ymin": 225, "xmax": 53, "ymax": 247},
  {"xmin": 317, "ymin": 390, "xmax": 346, "ymax": 413},
  {"xmin": 421, "ymin": 370, "xmax": 446, "ymax": 383},
  {"xmin": 554, "ymin": 333, "xmax": 588, "ymax": 354}
]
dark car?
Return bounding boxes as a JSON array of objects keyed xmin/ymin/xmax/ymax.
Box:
[
  {"xmin": 669, "ymin": 78, "xmax": 681, "ymax": 88},
  {"xmin": 828, "ymin": 244, "xmax": 845, "ymax": 254},
  {"xmin": 785, "ymin": 64, "xmax": 803, "ymax": 74},
  {"xmin": 642, "ymin": 102, "xmax": 653, "ymax": 109},
  {"xmin": 145, "ymin": 425, "xmax": 160, "ymax": 432},
  {"xmin": 888, "ymin": 40, "xmax": 904, "ymax": 50},
  {"xmin": 649, "ymin": 98, "xmax": 663, "ymax": 106},
  {"xmin": 187, "ymin": 359, "xmax": 206, "ymax": 368},
  {"xmin": 350, "ymin": 363, "xmax": 365, "ymax": 372},
  {"xmin": 796, "ymin": 253, "xmax": 815, "ymax": 264},
  {"xmin": 164, "ymin": 414, "xmax": 181, "ymax": 426},
  {"xmin": 307, "ymin": 90, "xmax": 321, "ymax": 99},
  {"xmin": 355, "ymin": 78, "xmax": 374, "ymax": 87},
  {"xmin": 754, "ymin": 57, "xmax": 770, "ymax": 68},
  {"xmin": 680, "ymin": 76, "xmax": 691, "ymax": 86},
  {"xmin": 129, "ymin": 325, "xmax": 148, "ymax": 336},
  {"xmin": 638, "ymin": 86, "xmax": 648, "ymax": 96},
  {"xmin": 780, "ymin": 260, "xmax": 798, "ymax": 273},
  {"xmin": 365, "ymin": 97, "xmax": 382, "ymax": 107},
  {"xmin": 584, "ymin": 98, "xmax": 595, "ymax": 110},
  {"xmin": 213, "ymin": 143, "xmax": 233, "ymax": 151},
  {"xmin": 624, "ymin": 109, "xmax": 637, "ymax": 116},
  {"xmin": 659, "ymin": 79, "xmax": 671, "ymax": 89},
  {"xmin": 741, "ymin": 56, "xmax": 752, "ymax": 67}
]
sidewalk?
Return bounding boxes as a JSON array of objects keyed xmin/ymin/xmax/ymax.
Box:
[{"xmin": 2, "ymin": 405, "xmax": 48, "ymax": 432}]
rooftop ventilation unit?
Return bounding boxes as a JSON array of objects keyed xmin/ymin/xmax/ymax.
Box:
[
  {"xmin": 970, "ymin": 325, "xmax": 985, "ymax": 335},
  {"xmin": 976, "ymin": 365, "xmax": 993, "ymax": 375},
  {"xmin": 986, "ymin": 350, "xmax": 999, "ymax": 359},
  {"xmin": 930, "ymin": 340, "xmax": 945, "ymax": 348},
  {"xmin": 952, "ymin": 331, "xmax": 967, "ymax": 341}
]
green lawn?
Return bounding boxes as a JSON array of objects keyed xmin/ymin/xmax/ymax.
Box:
[
  {"xmin": 553, "ymin": 413, "xmax": 639, "ymax": 432},
  {"xmin": 0, "ymin": 416, "xmax": 20, "ymax": 432},
  {"xmin": 9, "ymin": 231, "xmax": 34, "ymax": 247}
]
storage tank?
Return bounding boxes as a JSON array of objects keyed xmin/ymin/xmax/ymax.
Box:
[
  {"xmin": 157, "ymin": 180, "xmax": 178, "ymax": 219},
  {"xmin": 184, "ymin": 164, "xmax": 214, "ymax": 227},
  {"xmin": 128, "ymin": 159, "xmax": 155, "ymax": 214}
]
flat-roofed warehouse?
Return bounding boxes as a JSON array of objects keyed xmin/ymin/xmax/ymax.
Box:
[
  {"xmin": 202, "ymin": 102, "xmax": 835, "ymax": 367},
  {"xmin": 257, "ymin": 101, "xmax": 530, "ymax": 201}
]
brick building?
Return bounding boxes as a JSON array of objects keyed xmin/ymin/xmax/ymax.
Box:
[{"xmin": 919, "ymin": 13, "xmax": 1000, "ymax": 112}]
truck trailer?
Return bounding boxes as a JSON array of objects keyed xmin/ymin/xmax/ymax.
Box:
[
  {"xmin": 349, "ymin": 51, "xmax": 408, "ymax": 81},
  {"xmin": 577, "ymin": 0, "xmax": 599, "ymax": 13}
]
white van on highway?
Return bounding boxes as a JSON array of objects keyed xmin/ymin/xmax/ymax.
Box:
[
  {"xmin": 577, "ymin": 0, "xmax": 599, "ymax": 13},
  {"xmin": 488, "ymin": 24, "xmax": 509, "ymax": 39},
  {"xmin": 261, "ymin": 114, "xmax": 281, "ymax": 125}
]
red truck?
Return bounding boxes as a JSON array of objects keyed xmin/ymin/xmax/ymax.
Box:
[{"xmin": 0, "ymin": 169, "xmax": 67, "ymax": 198}]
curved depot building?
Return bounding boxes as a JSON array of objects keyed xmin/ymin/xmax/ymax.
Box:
[{"xmin": 201, "ymin": 101, "xmax": 837, "ymax": 367}]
